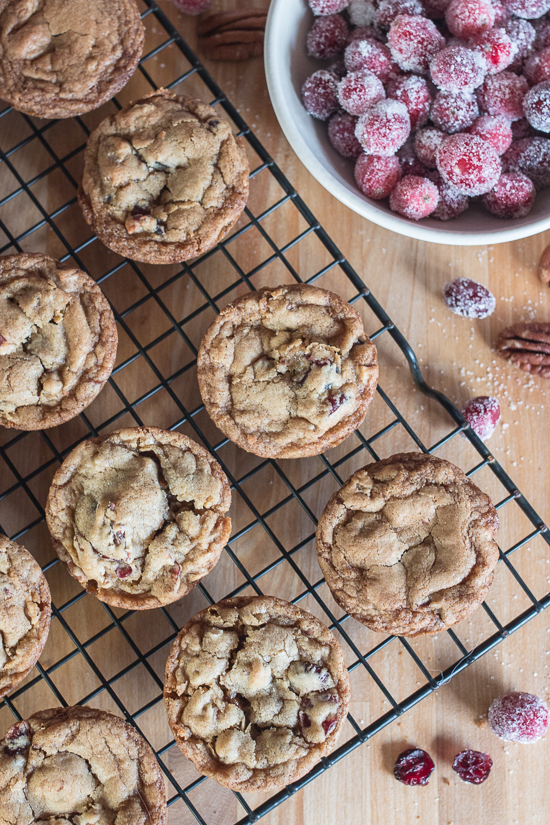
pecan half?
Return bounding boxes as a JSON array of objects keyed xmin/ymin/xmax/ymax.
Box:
[
  {"xmin": 497, "ymin": 322, "xmax": 550, "ymax": 378},
  {"xmin": 198, "ymin": 9, "xmax": 266, "ymax": 61},
  {"xmin": 538, "ymin": 243, "xmax": 550, "ymax": 285}
]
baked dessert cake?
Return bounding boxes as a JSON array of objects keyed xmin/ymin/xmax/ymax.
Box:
[
  {"xmin": 45, "ymin": 427, "xmax": 232, "ymax": 609},
  {"xmin": 78, "ymin": 89, "xmax": 250, "ymax": 264},
  {"xmin": 0, "ymin": 706, "xmax": 167, "ymax": 825},
  {"xmin": 0, "ymin": 253, "xmax": 117, "ymax": 430},
  {"xmin": 0, "ymin": 535, "xmax": 51, "ymax": 699},
  {"xmin": 197, "ymin": 284, "xmax": 379, "ymax": 458},
  {"xmin": 0, "ymin": 0, "xmax": 144, "ymax": 119},
  {"xmin": 316, "ymin": 452, "xmax": 500, "ymax": 637},
  {"xmin": 164, "ymin": 595, "xmax": 351, "ymax": 791}
]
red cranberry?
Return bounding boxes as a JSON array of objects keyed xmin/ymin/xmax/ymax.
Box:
[
  {"xmin": 469, "ymin": 29, "xmax": 516, "ymax": 74},
  {"xmin": 533, "ymin": 18, "xmax": 550, "ymax": 50},
  {"xmin": 443, "ymin": 277, "xmax": 496, "ymax": 318},
  {"xmin": 488, "ymin": 691, "xmax": 549, "ymax": 743},
  {"xmin": 430, "ymin": 45, "xmax": 487, "ymax": 93},
  {"xmin": 116, "ymin": 564, "xmax": 133, "ymax": 579},
  {"xmin": 483, "ymin": 171, "xmax": 536, "ymax": 217},
  {"xmin": 445, "ymin": 0, "xmax": 495, "ymax": 38},
  {"xmin": 477, "ymin": 72, "xmax": 529, "ymax": 122},
  {"xmin": 345, "ymin": 38, "xmax": 400, "ymax": 81},
  {"xmin": 299, "ymin": 712, "xmax": 312, "ymax": 727},
  {"xmin": 431, "ymin": 172, "xmax": 470, "ymax": 219},
  {"xmin": 376, "ymin": 0, "xmax": 424, "ymax": 28},
  {"xmin": 322, "ymin": 717, "xmax": 338, "ymax": 735},
  {"xmin": 524, "ymin": 47, "xmax": 550, "ymax": 84},
  {"xmin": 307, "ymin": 14, "xmax": 349, "ymax": 59},
  {"xmin": 503, "ymin": 0, "xmax": 550, "ymax": 19},
  {"xmin": 355, "ymin": 99, "xmax": 411, "ymax": 154},
  {"xmin": 328, "ymin": 392, "xmax": 347, "ymax": 412},
  {"xmin": 414, "ymin": 127, "xmax": 446, "ymax": 166},
  {"xmin": 491, "ymin": 0, "xmax": 511, "ymax": 25},
  {"xmin": 502, "ymin": 136, "xmax": 550, "ymax": 189},
  {"xmin": 436, "ymin": 133, "xmax": 501, "ymax": 195},
  {"xmin": 452, "ymin": 750, "xmax": 493, "ymax": 784},
  {"xmin": 337, "ymin": 69, "xmax": 386, "ymax": 114},
  {"xmin": 523, "ymin": 81, "xmax": 550, "ymax": 133},
  {"xmin": 309, "ymin": 0, "xmax": 351, "ymax": 16},
  {"xmin": 355, "ymin": 153, "xmax": 403, "ymax": 197},
  {"xmin": 388, "ymin": 14, "xmax": 446, "ymax": 75},
  {"xmin": 302, "ymin": 70, "xmax": 340, "ymax": 120},
  {"xmin": 505, "ymin": 18, "xmax": 536, "ymax": 68},
  {"xmin": 468, "ymin": 115, "xmax": 513, "ymax": 155},
  {"xmin": 328, "ymin": 112, "xmax": 363, "ymax": 157},
  {"xmin": 389, "ymin": 174, "xmax": 440, "ymax": 218},
  {"xmin": 460, "ymin": 396, "xmax": 501, "ymax": 440},
  {"xmin": 393, "ymin": 748, "xmax": 435, "ymax": 785},
  {"xmin": 386, "ymin": 74, "xmax": 432, "ymax": 129},
  {"xmin": 430, "ymin": 90, "xmax": 480, "ymax": 132}
]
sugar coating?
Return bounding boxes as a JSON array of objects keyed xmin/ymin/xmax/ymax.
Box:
[
  {"xmin": 443, "ymin": 277, "xmax": 496, "ymax": 317},
  {"xmin": 302, "ymin": 70, "xmax": 339, "ymax": 119},
  {"xmin": 356, "ymin": 99, "xmax": 411, "ymax": 154},
  {"xmin": 469, "ymin": 29, "xmax": 517, "ymax": 74},
  {"xmin": 468, "ymin": 114, "xmax": 513, "ymax": 154},
  {"xmin": 533, "ymin": 18, "xmax": 550, "ymax": 49},
  {"xmin": 307, "ymin": 14, "xmax": 349, "ymax": 59},
  {"xmin": 430, "ymin": 90, "xmax": 480, "ymax": 132},
  {"xmin": 376, "ymin": 0, "xmax": 424, "ymax": 28},
  {"xmin": 389, "ymin": 174, "xmax": 440, "ymax": 218},
  {"xmin": 414, "ymin": 127, "xmax": 446, "ymax": 166},
  {"xmin": 328, "ymin": 112, "xmax": 363, "ymax": 157},
  {"xmin": 503, "ymin": 0, "xmax": 550, "ymax": 18},
  {"xmin": 337, "ymin": 69, "xmax": 386, "ymax": 114},
  {"xmin": 388, "ymin": 14, "xmax": 446, "ymax": 74},
  {"xmin": 344, "ymin": 37, "xmax": 398, "ymax": 80},
  {"xmin": 523, "ymin": 80, "xmax": 550, "ymax": 132},
  {"xmin": 488, "ymin": 691, "xmax": 549, "ymax": 742},
  {"xmin": 460, "ymin": 396, "xmax": 501, "ymax": 440},
  {"xmin": 478, "ymin": 71, "xmax": 529, "ymax": 120},
  {"xmin": 355, "ymin": 153, "xmax": 403, "ymax": 197},
  {"xmin": 309, "ymin": 0, "xmax": 351, "ymax": 16},
  {"xmin": 387, "ymin": 74, "xmax": 432, "ymax": 128},
  {"xmin": 483, "ymin": 171, "xmax": 536, "ymax": 217},
  {"xmin": 348, "ymin": 0, "xmax": 378, "ymax": 26},
  {"xmin": 524, "ymin": 46, "xmax": 550, "ymax": 83},
  {"xmin": 430, "ymin": 45, "xmax": 487, "ymax": 92},
  {"xmin": 437, "ymin": 133, "xmax": 501, "ymax": 195},
  {"xmin": 445, "ymin": 0, "xmax": 496, "ymax": 38},
  {"xmin": 502, "ymin": 136, "xmax": 550, "ymax": 188},
  {"xmin": 505, "ymin": 17, "xmax": 536, "ymax": 65},
  {"xmin": 431, "ymin": 174, "xmax": 470, "ymax": 219}
]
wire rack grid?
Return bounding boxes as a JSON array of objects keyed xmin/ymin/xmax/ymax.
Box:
[{"xmin": 0, "ymin": 2, "xmax": 549, "ymax": 823}]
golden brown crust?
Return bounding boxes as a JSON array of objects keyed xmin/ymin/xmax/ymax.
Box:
[
  {"xmin": 45, "ymin": 426, "xmax": 232, "ymax": 610},
  {"xmin": 316, "ymin": 452, "xmax": 500, "ymax": 637},
  {"xmin": 78, "ymin": 89, "xmax": 250, "ymax": 264},
  {"xmin": 0, "ymin": 706, "xmax": 167, "ymax": 825},
  {"xmin": 164, "ymin": 595, "xmax": 351, "ymax": 792},
  {"xmin": 0, "ymin": 253, "xmax": 117, "ymax": 431},
  {"xmin": 0, "ymin": 0, "xmax": 144, "ymax": 119},
  {"xmin": 197, "ymin": 284, "xmax": 378, "ymax": 458},
  {"xmin": 0, "ymin": 535, "xmax": 50, "ymax": 699}
]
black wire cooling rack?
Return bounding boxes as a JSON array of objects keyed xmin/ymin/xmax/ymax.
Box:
[{"xmin": 0, "ymin": 1, "xmax": 549, "ymax": 823}]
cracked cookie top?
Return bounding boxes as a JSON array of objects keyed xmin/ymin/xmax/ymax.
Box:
[
  {"xmin": 45, "ymin": 427, "xmax": 232, "ymax": 609},
  {"xmin": 164, "ymin": 596, "xmax": 351, "ymax": 791},
  {"xmin": 78, "ymin": 90, "xmax": 250, "ymax": 264},
  {"xmin": 0, "ymin": 535, "xmax": 51, "ymax": 699},
  {"xmin": 316, "ymin": 453, "xmax": 500, "ymax": 637},
  {"xmin": 0, "ymin": 706, "xmax": 167, "ymax": 825},
  {"xmin": 0, "ymin": 0, "xmax": 144, "ymax": 118},
  {"xmin": 0, "ymin": 254, "xmax": 117, "ymax": 430},
  {"xmin": 197, "ymin": 284, "xmax": 379, "ymax": 458}
]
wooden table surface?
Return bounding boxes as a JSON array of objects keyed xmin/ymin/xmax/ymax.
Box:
[{"xmin": 2, "ymin": 2, "xmax": 550, "ymax": 824}]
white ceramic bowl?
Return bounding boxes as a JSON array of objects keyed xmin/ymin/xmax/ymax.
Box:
[{"xmin": 264, "ymin": 0, "xmax": 550, "ymax": 246}]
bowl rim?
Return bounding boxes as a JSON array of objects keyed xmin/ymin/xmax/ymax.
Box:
[{"xmin": 264, "ymin": 0, "xmax": 550, "ymax": 247}]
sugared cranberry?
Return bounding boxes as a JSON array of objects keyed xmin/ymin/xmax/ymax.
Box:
[
  {"xmin": 393, "ymin": 748, "xmax": 435, "ymax": 785},
  {"xmin": 386, "ymin": 74, "xmax": 432, "ymax": 128},
  {"xmin": 307, "ymin": 14, "xmax": 349, "ymax": 59},
  {"xmin": 414, "ymin": 127, "xmax": 446, "ymax": 166},
  {"xmin": 483, "ymin": 171, "xmax": 536, "ymax": 217},
  {"xmin": 389, "ymin": 174, "xmax": 440, "ymax": 218},
  {"xmin": 338, "ymin": 69, "xmax": 386, "ymax": 114},
  {"xmin": 431, "ymin": 172, "xmax": 470, "ymax": 219},
  {"xmin": 445, "ymin": 0, "xmax": 495, "ymax": 38},
  {"xmin": 477, "ymin": 72, "xmax": 529, "ymax": 121},
  {"xmin": 430, "ymin": 90, "xmax": 480, "ymax": 132},
  {"xmin": 355, "ymin": 99, "xmax": 411, "ymax": 154},
  {"xmin": 502, "ymin": 136, "xmax": 550, "ymax": 188},
  {"xmin": 309, "ymin": 0, "xmax": 351, "ymax": 16},
  {"xmin": 116, "ymin": 564, "xmax": 133, "ymax": 579},
  {"xmin": 488, "ymin": 691, "xmax": 549, "ymax": 743},
  {"xmin": 302, "ymin": 70, "xmax": 339, "ymax": 120},
  {"xmin": 502, "ymin": 0, "xmax": 550, "ymax": 19},
  {"xmin": 523, "ymin": 80, "xmax": 550, "ymax": 133},
  {"xmin": 460, "ymin": 396, "xmax": 501, "ymax": 439},
  {"xmin": 443, "ymin": 277, "xmax": 496, "ymax": 317},
  {"xmin": 468, "ymin": 115, "xmax": 513, "ymax": 154},
  {"xmin": 169, "ymin": 0, "xmax": 212, "ymax": 14},
  {"xmin": 534, "ymin": 18, "xmax": 550, "ymax": 50},
  {"xmin": 491, "ymin": 0, "xmax": 511, "ymax": 25},
  {"xmin": 469, "ymin": 29, "xmax": 516, "ymax": 74},
  {"xmin": 345, "ymin": 38, "xmax": 400, "ymax": 81},
  {"xmin": 376, "ymin": 0, "xmax": 424, "ymax": 28},
  {"xmin": 388, "ymin": 14, "xmax": 446, "ymax": 75},
  {"xmin": 430, "ymin": 45, "xmax": 487, "ymax": 93},
  {"xmin": 348, "ymin": 0, "xmax": 378, "ymax": 26},
  {"xmin": 452, "ymin": 750, "xmax": 493, "ymax": 784},
  {"xmin": 355, "ymin": 153, "xmax": 403, "ymax": 196},
  {"xmin": 524, "ymin": 46, "xmax": 550, "ymax": 84},
  {"xmin": 436, "ymin": 133, "xmax": 501, "ymax": 195},
  {"xmin": 328, "ymin": 112, "xmax": 363, "ymax": 157},
  {"xmin": 505, "ymin": 17, "xmax": 536, "ymax": 68}
]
